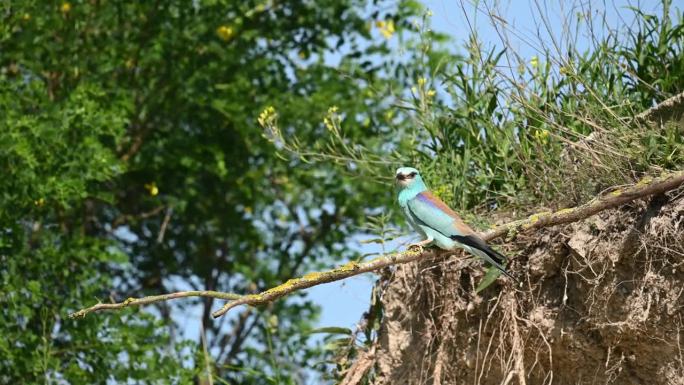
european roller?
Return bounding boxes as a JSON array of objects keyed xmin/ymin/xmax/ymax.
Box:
[{"xmin": 396, "ymin": 167, "xmax": 515, "ymax": 279}]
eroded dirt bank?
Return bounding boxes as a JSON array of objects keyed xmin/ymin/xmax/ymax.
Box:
[{"xmin": 371, "ymin": 193, "xmax": 684, "ymax": 385}]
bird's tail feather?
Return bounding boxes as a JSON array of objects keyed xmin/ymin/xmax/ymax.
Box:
[
  {"xmin": 451, "ymin": 234, "xmax": 517, "ymax": 281},
  {"xmin": 474, "ymin": 247, "xmax": 517, "ymax": 281}
]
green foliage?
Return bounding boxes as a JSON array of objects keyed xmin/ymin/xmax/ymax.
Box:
[
  {"xmin": 475, "ymin": 266, "xmax": 504, "ymax": 294},
  {"xmin": 277, "ymin": 1, "xmax": 684, "ymax": 218},
  {"xmin": 418, "ymin": 1, "xmax": 684, "ymax": 211},
  {"xmin": 404, "ymin": 1, "xmax": 684, "ymax": 216},
  {"xmin": 0, "ymin": 80, "xmax": 192, "ymax": 382},
  {"xmin": 0, "ymin": 0, "xmax": 431, "ymax": 383}
]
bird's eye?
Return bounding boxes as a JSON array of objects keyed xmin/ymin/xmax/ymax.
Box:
[{"xmin": 409, "ymin": 172, "xmax": 417, "ymax": 178}]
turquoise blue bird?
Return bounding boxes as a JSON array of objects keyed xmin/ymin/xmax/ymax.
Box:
[{"xmin": 396, "ymin": 167, "xmax": 515, "ymax": 279}]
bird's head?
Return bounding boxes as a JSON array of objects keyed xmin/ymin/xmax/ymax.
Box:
[{"xmin": 395, "ymin": 167, "xmax": 426, "ymax": 190}]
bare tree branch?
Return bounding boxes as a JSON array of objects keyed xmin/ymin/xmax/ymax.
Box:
[
  {"xmin": 635, "ymin": 91, "xmax": 684, "ymax": 124},
  {"xmin": 480, "ymin": 169, "xmax": 684, "ymax": 240},
  {"xmin": 111, "ymin": 205, "xmax": 166, "ymax": 228},
  {"xmin": 69, "ymin": 291, "xmax": 242, "ymax": 318},
  {"xmin": 69, "ymin": 169, "xmax": 684, "ymax": 319}
]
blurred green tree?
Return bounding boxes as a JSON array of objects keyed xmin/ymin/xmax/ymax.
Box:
[{"xmin": 0, "ymin": 0, "xmax": 444, "ymax": 383}]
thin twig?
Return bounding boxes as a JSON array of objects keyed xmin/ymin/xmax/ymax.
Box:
[
  {"xmin": 200, "ymin": 323, "xmax": 214, "ymax": 385},
  {"xmin": 69, "ymin": 291, "xmax": 243, "ymax": 318},
  {"xmin": 112, "ymin": 205, "xmax": 165, "ymax": 228},
  {"xmin": 157, "ymin": 207, "xmax": 173, "ymax": 243}
]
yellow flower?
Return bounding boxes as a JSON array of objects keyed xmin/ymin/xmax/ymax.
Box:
[
  {"xmin": 376, "ymin": 20, "xmax": 395, "ymax": 39},
  {"xmin": 216, "ymin": 25, "xmax": 234, "ymax": 42},
  {"xmin": 534, "ymin": 129, "xmax": 549, "ymax": 142},
  {"xmin": 257, "ymin": 106, "xmax": 277, "ymax": 127},
  {"xmin": 34, "ymin": 198, "xmax": 45, "ymax": 207},
  {"xmin": 268, "ymin": 314, "xmax": 279, "ymax": 329},
  {"xmin": 323, "ymin": 106, "xmax": 341, "ymax": 132},
  {"xmin": 60, "ymin": 2, "xmax": 71, "ymax": 14},
  {"xmin": 417, "ymin": 77, "xmax": 427, "ymax": 86},
  {"xmin": 144, "ymin": 182, "xmax": 159, "ymax": 196},
  {"xmin": 323, "ymin": 117, "xmax": 334, "ymax": 131},
  {"xmin": 426, "ymin": 89, "xmax": 436, "ymax": 98},
  {"xmin": 530, "ymin": 56, "xmax": 539, "ymax": 69}
]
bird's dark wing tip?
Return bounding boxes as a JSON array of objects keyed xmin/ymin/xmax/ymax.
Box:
[
  {"xmin": 451, "ymin": 234, "xmax": 519, "ymax": 281},
  {"xmin": 450, "ymin": 234, "xmax": 506, "ymax": 265}
]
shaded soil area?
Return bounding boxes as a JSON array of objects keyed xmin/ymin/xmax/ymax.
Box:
[{"xmin": 370, "ymin": 192, "xmax": 684, "ymax": 385}]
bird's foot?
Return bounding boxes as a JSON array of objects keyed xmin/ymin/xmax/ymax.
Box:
[
  {"xmin": 407, "ymin": 243, "xmax": 424, "ymax": 253},
  {"xmin": 408, "ymin": 239, "xmax": 432, "ymax": 252}
]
